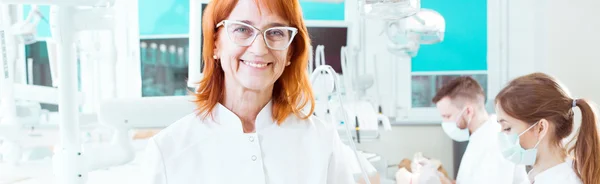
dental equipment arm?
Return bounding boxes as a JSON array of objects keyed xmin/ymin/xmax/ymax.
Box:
[
  {"xmin": 13, "ymin": 83, "xmax": 85, "ymax": 105},
  {"xmin": 33, "ymin": 2, "xmax": 114, "ymax": 183},
  {"xmin": 340, "ymin": 46, "xmax": 357, "ymax": 101},
  {"xmin": 81, "ymin": 96, "xmax": 193, "ymax": 170},
  {"xmin": 315, "ymin": 45, "xmax": 326, "ymax": 67},
  {"xmin": 70, "ymin": 96, "xmax": 195, "ymax": 173},
  {"xmin": 10, "ymin": 5, "xmax": 43, "ymax": 45},
  {"xmin": 0, "ymin": 4, "xmax": 24, "ymax": 166},
  {"xmin": 311, "ymin": 65, "xmax": 371, "ymax": 184},
  {"xmin": 310, "ymin": 47, "xmax": 334, "ymax": 118},
  {"xmin": 98, "ymin": 96, "xmax": 197, "ymax": 129},
  {"xmin": 0, "ymin": 5, "xmax": 19, "ymax": 128}
]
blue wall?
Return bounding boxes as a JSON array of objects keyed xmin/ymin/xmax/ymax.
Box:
[
  {"xmin": 412, "ymin": 0, "xmax": 487, "ymax": 72},
  {"xmin": 24, "ymin": 0, "xmax": 485, "ymax": 72},
  {"xmin": 23, "ymin": 5, "xmax": 51, "ymax": 38},
  {"xmin": 138, "ymin": 1, "xmax": 345, "ymax": 35},
  {"xmin": 138, "ymin": 0, "xmax": 189, "ymax": 35}
]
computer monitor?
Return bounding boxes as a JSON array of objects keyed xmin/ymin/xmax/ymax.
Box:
[{"xmin": 305, "ymin": 21, "xmax": 350, "ymax": 74}]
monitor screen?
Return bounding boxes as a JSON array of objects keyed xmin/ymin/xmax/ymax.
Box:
[{"xmin": 306, "ymin": 26, "xmax": 348, "ymax": 74}]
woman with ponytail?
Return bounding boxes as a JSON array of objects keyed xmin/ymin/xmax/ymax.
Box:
[{"xmin": 494, "ymin": 72, "xmax": 600, "ymax": 184}]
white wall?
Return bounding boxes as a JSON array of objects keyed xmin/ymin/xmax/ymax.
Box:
[
  {"xmin": 535, "ymin": 0, "xmax": 600, "ymax": 104},
  {"xmin": 534, "ymin": 0, "xmax": 600, "ymax": 139},
  {"xmin": 495, "ymin": 0, "xmax": 600, "ymax": 137},
  {"xmin": 499, "ymin": 0, "xmax": 600, "ymax": 97}
]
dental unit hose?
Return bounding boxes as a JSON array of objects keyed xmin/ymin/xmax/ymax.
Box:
[{"xmin": 311, "ymin": 65, "xmax": 371, "ymax": 184}]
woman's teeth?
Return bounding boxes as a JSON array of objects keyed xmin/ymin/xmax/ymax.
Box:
[{"xmin": 241, "ymin": 60, "xmax": 269, "ymax": 68}]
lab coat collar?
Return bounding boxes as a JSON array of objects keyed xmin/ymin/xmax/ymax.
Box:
[
  {"xmin": 213, "ymin": 100, "xmax": 275, "ymax": 133},
  {"xmin": 469, "ymin": 114, "xmax": 498, "ymax": 141},
  {"xmin": 534, "ymin": 159, "xmax": 576, "ymax": 183}
]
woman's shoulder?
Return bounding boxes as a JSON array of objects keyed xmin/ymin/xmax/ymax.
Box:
[
  {"xmin": 535, "ymin": 159, "xmax": 582, "ymax": 184},
  {"xmin": 149, "ymin": 112, "xmax": 213, "ymax": 152},
  {"xmin": 283, "ymin": 112, "xmax": 328, "ymax": 125},
  {"xmin": 281, "ymin": 114, "xmax": 338, "ymax": 137}
]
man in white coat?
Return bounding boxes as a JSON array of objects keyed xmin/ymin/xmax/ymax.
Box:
[{"xmin": 432, "ymin": 76, "xmax": 528, "ymax": 184}]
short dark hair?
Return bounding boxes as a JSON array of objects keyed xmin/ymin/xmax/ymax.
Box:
[{"xmin": 432, "ymin": 76, "xmax": 485, "ymax": 106}]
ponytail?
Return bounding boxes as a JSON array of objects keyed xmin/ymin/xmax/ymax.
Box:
[{"xmin": 570, "ymin": 99, "xmax": 600, "ymax": 184}]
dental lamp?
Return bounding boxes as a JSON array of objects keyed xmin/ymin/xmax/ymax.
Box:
[
  {"xmin": 408, "ymin": 9, "xmax": 445, "ymax": 44},
  {"xmin": 384, "ymin": 19, "xmax": 421, "ymax": 57},
  {"xmin": 360, "ymin": 0, "xmax": 445, "ymax": 56},
  {"xmin": 383, "ymin": 8, "xmax": 445, "ymax": 55},
  {"xmin": 363, "ymin": 0, "xmax": 420, "ymax": 20}
]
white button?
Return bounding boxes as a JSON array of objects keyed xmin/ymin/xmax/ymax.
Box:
[
  {"xmin": 249, "ymin": 136, "xmax": 255, "ymax": 142},
  {"xmin": 251, "ymin": 155, "xmax": 257, "ymax": 161}
]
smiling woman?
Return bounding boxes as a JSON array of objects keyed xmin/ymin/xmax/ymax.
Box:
[
  {"xmin": 196, "ymin": 0, "xmax": 313, "ymax": 125},
  {"xmin": 140, "ymin": 0, "xmax": 355, "ymax": 184}
]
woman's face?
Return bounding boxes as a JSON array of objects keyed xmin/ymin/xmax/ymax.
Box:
[
  {"xmin": 215, "ymin": 0, "xmax": 293, "ymax": 91},
  {"xmin": 495, "ymin": 103, "xmax": 541, "ymax": 149}
]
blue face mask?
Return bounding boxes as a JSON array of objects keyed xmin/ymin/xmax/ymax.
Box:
[{"xmin": 497, "ymin": 121, "xmax": 543, "ymax": 165}]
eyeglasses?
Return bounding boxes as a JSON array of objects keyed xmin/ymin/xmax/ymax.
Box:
[{"xmin": 216, "ymin": 20, "xmax": 298, "ymax": 51}]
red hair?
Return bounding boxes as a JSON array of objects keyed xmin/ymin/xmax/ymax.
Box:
[
  {"xmin": 193, "ymin": 0, "xmax": 315, "ymax": 124},
  {"xmin": 495, "ymin": 73, "xmax": 600, "ymax": 184}
]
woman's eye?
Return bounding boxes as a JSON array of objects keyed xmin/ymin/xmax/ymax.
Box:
[
  {"xmin": 503, "ymin": 127, "xmax": 511, "ymax": 132},
  {"xmin": 235, "ymin": 28, "xmax": 248, "ymax": 32}
]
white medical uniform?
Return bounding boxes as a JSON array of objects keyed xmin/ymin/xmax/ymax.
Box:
[
  {"xmin": 456, "ymin": 115, "xmax": 529, "ymax": 184},
  {"xmin": 532, "ymin": 159, "xmax": 582, "ymax": 184},
  {"xmin": 140, "ymin": 101, "xmax": 355, "ymax": 184}
]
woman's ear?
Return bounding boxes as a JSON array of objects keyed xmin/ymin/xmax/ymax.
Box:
[
  {"xmin": 213, "ymin": 47, "xmax": 219, "ymax": 59},
  {"xmin": 213, "ymin": 37, "xmax": 220, "ymax": 58},
  {"xmin": 538, "ymin": 118, "xmax": 550, "ymax": 139},
  {"xmin": 286, "ymin": 47, "xmax": 294, "ymax": 61}
]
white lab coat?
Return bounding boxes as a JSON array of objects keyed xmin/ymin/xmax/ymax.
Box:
[
  {"xmin": 456, "ymin": 115, "xmax": 529, "ymax": 184},
  {"xmin": 532, "ymin": 159, "xmax": 582, "ymax": 184},
  {"xmin": 140, "ymin": 101, "xmax": 355, "ymax": 184}
]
